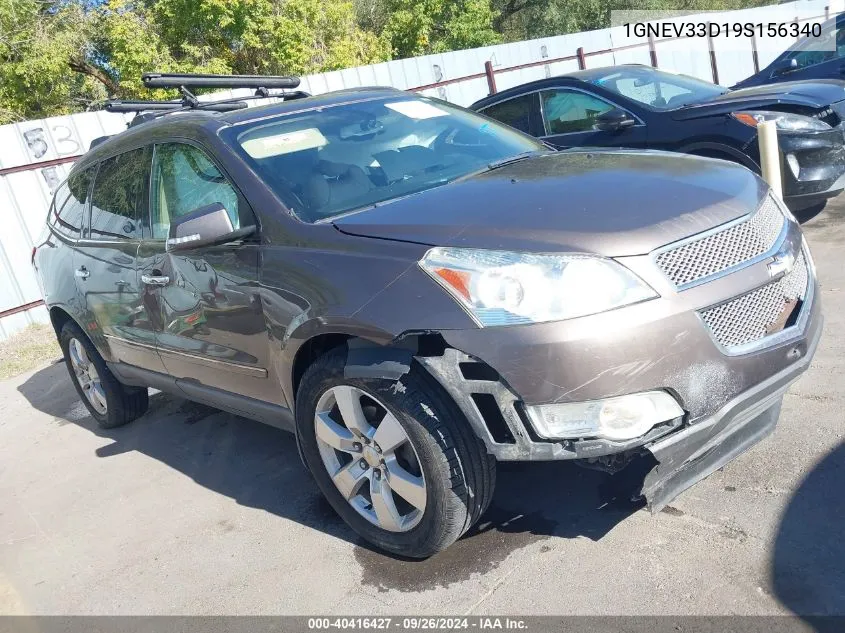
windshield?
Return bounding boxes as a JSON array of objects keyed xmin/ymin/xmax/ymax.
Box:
[
  {"xmin": 223, "ymin": 95, "xmax": 544, "ymax": 222},
  {"xmin": 589, "ymin": 67, "xmax": 728, "ymax": 110}
]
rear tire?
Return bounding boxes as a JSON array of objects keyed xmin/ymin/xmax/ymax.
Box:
[
  {"xmin": 59, "ymin": 321, "xmax": 149, "ymax": 429},
  {"xmin": 296, "ymin": 347, "xmax": 495, "ymax": 558}
]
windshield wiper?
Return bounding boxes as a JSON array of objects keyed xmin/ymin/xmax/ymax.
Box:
[{"xmin": 486, "ymin": 150, "xmax": 546, "ymax": 171}]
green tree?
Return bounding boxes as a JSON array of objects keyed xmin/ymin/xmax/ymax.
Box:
[
  {"xmin": 495, "ymin": 0, "xmax": 774, "ymax": 43},
  {"xmin": 147, "ymin": 0, "xmax": 389, "ymax": 76},
  {"xmin": 0, "ymin": 0, "xmax": 390, "ymax": 121},
  {"xmin": 0, "ymin": 0, "xmax": 101, "ymax": 123},
  {"xmin": 0, "ymin": 0, "xmax": 778, "ymax": 122},
  {"xmin": 382, "ymin": 0, "xmax": 501, "ymax": 58}
]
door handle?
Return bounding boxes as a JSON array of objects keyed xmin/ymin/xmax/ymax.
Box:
[
  {"xmin": 75, "ymin": 267, "xmax": 90, "ymax": 280},
  {"xmin": 141, "ymin": 274, "xmax": 170, "ymax": 286}
]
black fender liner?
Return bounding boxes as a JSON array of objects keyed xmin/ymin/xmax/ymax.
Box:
[{"xmin": 344, "ymin": 339, "xmax": 414, "ymax": 381}]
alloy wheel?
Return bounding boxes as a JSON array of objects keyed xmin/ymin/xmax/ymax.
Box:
[
  {"xmin": 68, "ymin": 338, "xmax": 107, "ymax": 415},
  {"xmin": 314, "ymin": 385, "xmax": 427, "ymax": 532}
]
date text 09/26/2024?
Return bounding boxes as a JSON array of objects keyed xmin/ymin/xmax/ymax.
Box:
[{"xmin": 307, "ymin": 617, "xmax": 528, "ymax": 630}]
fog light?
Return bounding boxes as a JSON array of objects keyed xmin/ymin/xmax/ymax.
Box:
[
  {"xmin": 525, "ymin": 391, "xmax": 684, "ymax": 441},
  {"xmin": 786, "ymin": 153, "xmax": 800, "ymax": 178}
]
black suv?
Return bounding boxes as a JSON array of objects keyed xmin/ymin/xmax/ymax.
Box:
[{"xmin": 33, "ymin": 75, "xmax": 821, "ymax": 558}]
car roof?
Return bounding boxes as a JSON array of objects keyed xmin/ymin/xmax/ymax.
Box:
[{"xmin": 73, "ymin": 86, "xmax": 407, "ymax": 172}]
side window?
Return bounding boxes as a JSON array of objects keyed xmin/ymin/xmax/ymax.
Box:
[
  {"xmin": 785, "ymin": 27, "xmax": 844, "ymax": 69},
  {"xmin": 541, "ymin": 89, "xmax": 615, "ymax": 135},
  {"xmin": 481, "ymin": 93, "xmax": 541, "ymax": 135},
  {"xmin": 89, "ymin": 147, "xmax": 151, "ymax": 240},
  {"xmin": 53, "ymin": 169, "xmax": 93, "ymax": 238},
  {"xmin": 789, "ymin": 48, "xmax": 836, "ymax": 70},
  {"xmin": 49, "ymin": 182, "xmax": 71, "ymax": 229},
  {"xmin": 151, "ymin": 143, "xmax": 239, "ymax": 240}
]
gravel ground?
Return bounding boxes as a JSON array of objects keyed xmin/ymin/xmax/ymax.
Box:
[{"xmin": 0, "ymin": 199, "xmax": 843, "ymax": 617}]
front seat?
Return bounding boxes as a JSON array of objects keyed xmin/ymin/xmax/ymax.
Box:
[{"xmin": 303, "ymin": 160, "xmax": 372, "ymax": 215}]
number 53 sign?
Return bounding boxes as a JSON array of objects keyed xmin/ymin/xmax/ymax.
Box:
[{"xmin": 21, "ymin": 123, "xmax": 82, "ymax": 161}]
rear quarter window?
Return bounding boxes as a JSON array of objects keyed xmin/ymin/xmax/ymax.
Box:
[
  {"xmin": 480, "ymin": 93, "xmax": 541, "ymax": 135},
  {"xmin": 52, "ymin": 168, "xmax": 94, "ymax": 238}
]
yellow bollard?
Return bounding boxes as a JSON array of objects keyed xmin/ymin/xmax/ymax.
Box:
[{"xmin": 758, "ymin": 119, "xmax": 782, "ymax": 198}]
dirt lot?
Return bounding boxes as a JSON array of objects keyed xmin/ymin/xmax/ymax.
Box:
[{"xmin": 1, "ymin": 200, "xmax": 843, "ymax": 617}]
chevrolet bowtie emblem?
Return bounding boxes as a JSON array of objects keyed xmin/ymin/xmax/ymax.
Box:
[{"xmin": 768, "ymin": 247, "xmax": 796, "ymax": 280}]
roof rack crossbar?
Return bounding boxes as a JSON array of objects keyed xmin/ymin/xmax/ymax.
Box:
[
  {"xmin": 105, "ymin": 100, "xmax": 249, "ymax": 113},
  {"xmin": 142, "ymin": 72, "xmax": 300, "ymax": 90}
]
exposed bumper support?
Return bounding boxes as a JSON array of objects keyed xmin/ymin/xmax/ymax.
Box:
[
  {"xmin": 641, "ymin": 315, "xmax": 822, "ymax": 510},
  {"xmin": 417, "ymin": 348, "xmax": 683, "ymax": 462},
  {"xmin": 418, "ymin": 308, "xmax": 821, "ymax": 510}
]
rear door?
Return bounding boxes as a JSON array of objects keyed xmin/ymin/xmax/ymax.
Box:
[
  {"xmin": 76, "ymin": 146, "xmax": 166, "ymax": 372},
  {"xmin": 40, "ymin": 175, "xmax": 88, "ymax": 320},
  {"xmin": 136, "ymin": 141, "xmax": 272, "ymax": 402},
  {"xmin": 538, "ymin": 88, "xmax": 648, "ymax": 150}
]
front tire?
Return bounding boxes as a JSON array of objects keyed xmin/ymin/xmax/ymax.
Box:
[
  {"xmin": 296, "ymin": 348, "xmax": 495, "ymax": 558},
  {"xmin": 59, "ymin": 321, "xmax": 149, "ymax": 429}
]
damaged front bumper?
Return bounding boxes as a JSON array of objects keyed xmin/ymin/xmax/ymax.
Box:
[
  {"xmin": 642, "ymin": 317, "xmax": 820, "ymax": 510},
  {"xmin": 418, "ymin": 314, "xmax": 820, "ymax": 510},
  {"xmin": 415, "ymin": 244, "xmax": 822, "ymax": 508}
]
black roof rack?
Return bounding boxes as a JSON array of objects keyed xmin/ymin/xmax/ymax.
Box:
[
  {"xmin": 105, "ymin": 99, "xmax": 250, "ymax": 113},
  {"xmin": 142, "ymin": 72, "xmax": 300, "ymax": 91},
  {"xmin": 101, "ymin": 72, "xmax": 310, "ymax": 129}
]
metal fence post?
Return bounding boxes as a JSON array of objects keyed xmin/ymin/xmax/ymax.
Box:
[
  {"xmin": 576, "ymin": 47, "xmax": 586, "ymax": 70},
  {"xmin": 750, "ymin": 33, "xmax": 760, "ymax": 74},
  {"xmin": 484, "ymin": 61, "xmax": 497, "ymax": 95},
  {"xmin": 648, "ymin": 35, "xmax": 658, "ymax": 67},
  {"xmin": 707, "ymin": 25, "xmax": 719, "ymax": 84}
]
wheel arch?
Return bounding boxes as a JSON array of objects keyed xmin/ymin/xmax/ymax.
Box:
[
  {"xmin": 49, "ymin": 305, "xmax": 82, "ymax": 340},
  {"xmin": 285, "ymin": 325, "xmax": 449, "ymax": 411},
  {"xmin": 682, "ymin": 142, "xmax": 759, "ymax": 172}
]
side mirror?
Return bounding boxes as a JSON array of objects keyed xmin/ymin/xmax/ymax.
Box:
[
  {"xmin": 595, "ymin": 108, "xmax": 636, "ymax": 132},
  {"xmin": 166, "ymin": 202, "xmax": 256, "ymax": 252},
  {"xmin": 771, "ymin": 58, "xmax": 798, "ymax": 77}
]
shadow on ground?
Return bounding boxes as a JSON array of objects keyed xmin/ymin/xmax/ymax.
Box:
[
  {"xmin": 793, "ymin": 202, "xmax": 828, "ymax": 225},
  {"xmin": 18, "ymin": 362, "xmax": 645, "ymax": 590},
  {"xmin": 771, "ymin": 439, "xmax": 845, "ymax": 616}
]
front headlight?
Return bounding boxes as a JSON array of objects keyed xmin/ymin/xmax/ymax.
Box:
[
  {"xmin": 419, "ymin": 247, "xmax": 657, "ymax": 326},
  {"xmin": 731, "ymin": 110, "xmax": 831, "ymax": 132},
  {"xmin": 525, "ymin": 391, "xmax": 684, "ymax": 441}
]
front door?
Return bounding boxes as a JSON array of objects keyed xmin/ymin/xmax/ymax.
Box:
[
  {"xmin": 538, "ymin": 88, "xmax": 648, "ymax": 150},
  {"xmin": 136, "ymin": 142, "xmax": 273, "ymax": 403}
]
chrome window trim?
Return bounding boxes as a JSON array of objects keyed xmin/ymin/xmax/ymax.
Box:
[{"xmin": 650, "ymin": 199, "xmax": 790, "ymax": 292}]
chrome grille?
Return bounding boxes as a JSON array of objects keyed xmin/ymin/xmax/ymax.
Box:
[
  {"xmin": 655, "ymin": 196, "xmax": 785, "ymax": 287},
  {"xmin": 699, "ymin": 252, "xmax": 809, "ymax": 350}
]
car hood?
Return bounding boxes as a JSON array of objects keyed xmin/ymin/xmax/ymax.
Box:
[
  {"xmin": 333, "ymin": 150, "xmax": 767, "ymax": 257},
  {"xmin": 673, "ymin": 80, "xmax": 845, "ymax": 119}
]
